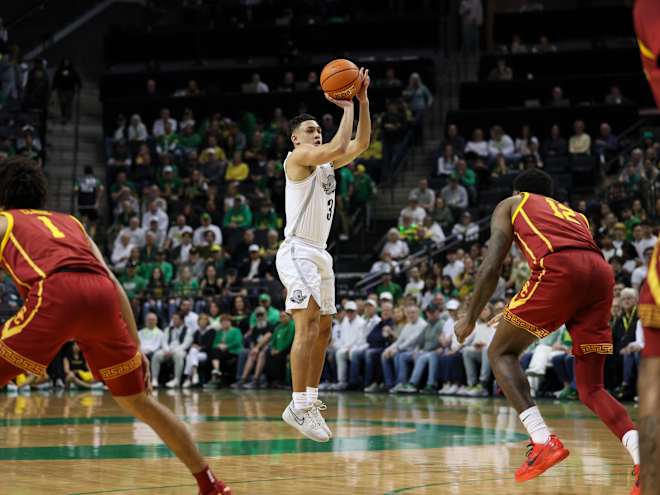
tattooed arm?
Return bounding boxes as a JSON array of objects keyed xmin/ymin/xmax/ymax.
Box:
[{"xmin": 454, "ymin": 197, "xmax": 516, "ymax": 343}]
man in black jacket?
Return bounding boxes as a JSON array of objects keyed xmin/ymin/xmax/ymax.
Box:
[{"xmin": 358, "ymin": 302, "xmax": 396, "ymax": 392}]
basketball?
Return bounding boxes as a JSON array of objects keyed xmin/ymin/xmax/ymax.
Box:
[{"xmin": 320, "ymin": 59, "xmax": 360, "ymax": 100}]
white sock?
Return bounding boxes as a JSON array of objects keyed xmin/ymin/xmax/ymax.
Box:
[
  {"xmin": 519, "ymin": 405, "xmax": 551, "ymax": 444},
  {"xmin": 292, "ymin": 392, "xmax": 307, "ymax": 410},
  {"xmin": 306, "ymin": 387, "xmax": 318, "ymax": 406},
  {"xmin": 622, "ymin": 430, "xmax": 640, "ymax": 465}
]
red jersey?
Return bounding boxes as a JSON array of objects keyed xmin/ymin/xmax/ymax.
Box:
[
  {"xmin": 0, "ymin": 209, "xmax": 107, "ymax": 299},
  {"xmin": 634, "ymin": 0, "xmax": 660, "ymax": 108},
  {"xmin": 511, "ymin": 192, "xmax": 600, "ymax": 268}
]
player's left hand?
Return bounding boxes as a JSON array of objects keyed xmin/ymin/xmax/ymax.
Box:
[
  {"xmin": 454, "ymin": 317, "xmax": 476, "ymax": 345},
  {"xmin": 356, "ymin": 68, "xmax": 370, "ymax": 103}
]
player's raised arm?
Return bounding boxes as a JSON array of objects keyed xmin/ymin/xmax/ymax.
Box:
[
  {"xmin": 288, "ymin": 70, "xmax": 366, "ymax": 168},
  {"xmin": 455, "ymin": 198, "xmax": 515, "ymax": 343},
  {"xmin": 333, "ymin": 69, "xmax": 371, "ymax": 169}
]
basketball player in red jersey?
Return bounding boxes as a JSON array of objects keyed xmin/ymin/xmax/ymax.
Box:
[
  {"xmin": 634, "ymin": 1, "xmax": 660, "ymax": 492},
  {"xmin": 454, "ymin": 168, "xmax": 640, "ymax": 492},
  {"xmin": 0, "ymin": 157, "xmax": 231, "ymax": 495}
]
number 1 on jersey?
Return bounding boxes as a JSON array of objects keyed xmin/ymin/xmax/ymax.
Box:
[{"xmin": 37, "ymin": 216, "xmax": 65, "ymax": 238}]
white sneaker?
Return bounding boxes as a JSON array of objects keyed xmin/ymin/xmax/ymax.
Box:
[
  {"xmin": 437, "ymin": 384, "xmax": 451, "ymax": 395},
  {"xmin": 19, "ymin": 385, "xmax": 31, "ymax": 394},
  {"xmin": 34, "ymin": 382, "xmax": 51, "ymax": 391},
  {"xmin": 191, "ymin": 373, "xmax": 199, "ymax": 385},
  {"xmin": 6, "ymin": 383, "xmax": 17, "ymax": 393},
  {"xmin": 165, "ymin": 379, "xmax": 179, "ymax": 389},
  {"xmin": 90, "ymin": 382, "xmax": 105, "ymax": 390},
  {"xmin": 311, "ymin": 400, "xmax": 332, "ymax": 438},
  {"xmin": 182, "ymin": 379, "xmax": 192, "ymax": 389},
  {"xmin": 282, "ymin": 400, "xmax": 329, "ymax": 442},
  {"xmin": 446, "ymin": 384, "xmax": 459, "ymax": 395}
]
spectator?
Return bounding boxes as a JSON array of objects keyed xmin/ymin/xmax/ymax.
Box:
[
  {"xmin": 120, "ymin": 262, "xmax": 147, "ymax": 300},
  {"xmin": 223, "ymin": 196, "xmax": 253, "ymax": 230},
  {"xmin": 128, "ymin": 114, "xmax": 148, "ymax": 144},
  {"xmin": 443, "ymin": 124, "xmax": 466, "ymax": 155},
  {"xmin": 165, "ymin": 214, "xmax": 193, "ymax": 250},
  {"xmin": 524, "ymin": 324, "xmax": 571, "ymax": 396},
  {"xmin": 487, "ymin": 59, "xmax": 513, "ymax": 81},
  {"xmin": 243, "ymin": 73, "xmax": 269, "ymax": 94},
  {"xmin": 455, "ymin": 159, "xmax": 476, "ymax": 202},
  {"xmin": 234, "ymin": 306, "xmax": 274, "ymax": 388},
  {"xmin": 152, "ymin": 108, "xmax": 178, "ymax": 137},
  {"xmin": 432, "ymin": 196, "xmax": 455, "ymax": 233},
  {"xmin": 375, "ymin": 272, "xmax": 403, "ymax": 302},
  {"xmin": 408, "ymin": 179, "xmax": 435, "ymax": 213},
  {"xmin": 225, "ymin": 151, "xmax": 250, "ymax": 182},
  {"xmin": 329, "ymin": 301, "xmax": 367, "ymax": 391},
  {"xmin": 381, "ymin": 100, "xmax": 409, "ymax": 179},
  {"xmin": 459, "ymin": 0, "xmax": 483, "ymax": 54},
  {"xmin": 548, "ymin": 86, "xmax": 570, "ymax": 107},
  {"xmin": 156, "ymin": 123, "xmax": 180, "ymax": 157},
  {"xmin": 263, "ymin": 312, "xmax": 295, "ymax": 387},
  {"xmin": 240, "ymin": 244, "xmax": 268, "ymax": 281},
  {"xmin": 145, "ymin": 78, "xmax": 159, "ymax": 97},
  {"xmin": 435, "ymin": 143, "xmax": 459, "ymax": 177},
  {"xmin": 569, "ymin": 120, "xmax": 591, "ymax": 155},
  {"xmin": 23, "ymin": 65, "xmax": 50, "ymax": 112},
  {"xmin": 62, "ymin": 341, "xmax": 104, "ymax": 390},
  {"xmin": 173, "ymin": 79, "xmax": 202, "ymax": 97},
  {"xmin": 142, "ymin": 201, "xmax": 169, "ymax": 238},
  {"xmin": 74, "ymin": 166, "xmax": 104, "ymax": 223},
  {"xmin": 632, "ymin": 246, "xmax": 653, "ymax": 290},
  {"xmin": 182, "ymin": 313, "xmax": 217, "ymax": 388},
  {"xmin": 436, "ymin": 299, "xmax": 466, "ymax": 395},
  {"xmin": 362, "ymin": 302, "xmax": 396, "ymax": 392},
  {"xmin": 594, "ymin": 123, "xmax": 619, "ymax": 163},
  {"xmin": 616, "ymin": 321, "xmax": 644, "ymax": 400},
  {"xmin": 605, "ymin": 85, "xmax": 633, "ymax": 105},
  {"xmin": 440, "ymin": 174, "xmax": 469, "ymax": 215},
  {"xmin": 542, "ymin": 124, "xmax": 568, "ymax": 158},
  {"xmin": 510, "ymin": 34, "xmax": 528, "ymax": 54},
  {"xmin": 381, "ymin": 228, "xmax": 410, "ymax": 261},
  {"xmin": 461, "ymin": 305, "xmax": 495, "ymax": 396},
  {"xmin": 138, "ymin": 312, "xmax": 163, "ymax": 361},
  {"xmin": 399, "ymin": 197, "xmax": 426, "ymax": 225},
  {"xmin": 550, "ymin": 327, "xmax": 577, "ymax": 400},
  {"xmin": 464, "ymin": 128, "xmax": 489, "ymax": 160},
  {"xmin": 633, "ymin": 222, "xmax": 657, "ymax": 260},
  {"xmin": 193, "ymin": 212, "xmax": 223, "ymax": 247},
  {"xmin": 533, "ymin": 34, "xmax": 557, "ymax": 53},
  {"xmin": 277, "ymin": 71, "xmax": 296, "ymax": 92},
  {"xmin": 151, "ymin": 313, "xmax": 193, "ymax": 388},
  {"xmin": 52, "ymin": 58, "xmax": 81, "ymax": 124},
  {"xmin": 403, "ymin": 73, "xmax": 433, "ymax": 134},
  {"xmin": 209, "ymin": 314, "xmax": 244, "ymax": 385},
  {"xmin": 382, "ymin": 304, "xmax": 427, "ymax": 391},
  {"xmin": 112, "ymin": 233, "xmax": 135, "ymax": 271},
  {"xmin": 487, "ymin": 126, "xmax": 515, "ymax": 163},
  {"xmin": 378, "ymin": 67, "xmax": 403, "ymax": 89},
  {"xmin": 249, "ymin": 293, "xmax": 280, "ymax": 327},
  {"xmin": 199, "ymin": 135, "xmax": 227, "ymax": 164},
  {"xmin": 515, "ymin": 125, "xmax": 538, "ymax": 157},
  {"xmin": 404, "ymin": 267, "xmax": 425, "ymax": 304},
  {"xmin": 398, "ymin": 302, "xmax": 447, "ymax": 392}
]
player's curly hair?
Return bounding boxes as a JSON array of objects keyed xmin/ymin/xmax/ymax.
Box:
[
  {"xmin": 289, "ymin": 113, "xmax": 318, "ymax": 136},
  {"xmin": 0, "ymin": 156, "xmax": 47, "ymax": 209},
  {"xmin": 513, "ymin": 168, "xmax": 553, "ymax": 197}
]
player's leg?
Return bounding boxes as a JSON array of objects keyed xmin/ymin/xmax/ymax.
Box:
[{"xmin": 638, "ymin": 356, "xmax": 660, "ymax": 494}]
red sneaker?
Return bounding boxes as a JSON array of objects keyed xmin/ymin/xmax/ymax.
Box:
[
  {"xmin": 630, "ymin": 465, "xmax": 640, "ymax": 495},
  {"xmin": 515, "ymin": 435, "xmax": 570, "ymax": 483},
  {"xmin": 200, "ymin": 480, "xmax": 232, "ymax": 495}
]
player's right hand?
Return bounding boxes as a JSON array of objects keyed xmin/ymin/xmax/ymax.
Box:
[
  {"xmin": 324, "ymin": 92, "xmax": 354, "ymax": 109},
  {"xmin": 454, "ymin": 317, "xmax": 476, "ymax": 345}
]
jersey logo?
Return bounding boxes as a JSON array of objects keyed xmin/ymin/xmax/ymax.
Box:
[
  {"xmin": 290, "ymin": 289, "xmax": 307, "ymax": 305},
  {"xmin": 320, "ymin": 174, "xmax": 336, "ymax": 195}
]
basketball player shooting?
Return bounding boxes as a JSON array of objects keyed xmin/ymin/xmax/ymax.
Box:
[
  {"xmin": 454, "ymin": 169, "xmax": 640, "ymax": 493},
  {"xmin": 276, "ymin": 67, "xmax": 370, "ymax": 442},
  {"xmin": 0, "ymin": 157, "xmax": 230, "ymax": 494}
]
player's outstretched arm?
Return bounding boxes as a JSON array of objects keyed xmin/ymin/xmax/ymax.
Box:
[
  {"xmin": 333, "ymin": 69, "xmax": 371, "ymax": 169},
  {"xmin": 455, "ymin": 198, "xmax": 515, "ymax": 343}
]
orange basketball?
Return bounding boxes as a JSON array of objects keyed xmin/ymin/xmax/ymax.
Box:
[{"xmin": 320, "ymin": 59, "xmax": 360, "ymax": 100}]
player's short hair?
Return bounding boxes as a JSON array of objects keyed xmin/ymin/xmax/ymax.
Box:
[
  {"xmin": 289, "ymin": 113, "xmax": 318, "ymax": 136},
  {"xmin": 513, "ymin": 168, "xmax": 553, "ymax": 197},
  {"xmin": 0, "ymin": 156, "xmax": 47, "ymax": 209}
]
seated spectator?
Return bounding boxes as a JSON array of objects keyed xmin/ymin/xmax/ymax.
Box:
[
  {"xmin": 210, "ymin": 314, "xmax": 245, "ymax": 385},
  {"xmin": 193, "ymin": 212, "xmax": 223, "ymax": 247},
  {"xmin": 370, "ymin": 251, "xmax": 399, "ymax": 276},
  {"xmin": 250, "ymin": 293, "xmax": 281, "ymax": 327},
  {"xmin": 263, "ymin": 229, "xmax": 281, "ymax": 260},
  {"xmin": 346, "ymin": 299, "xmax": 381, "ymax": 387},
  {"xmin": 178, "ymin": 121, "xmax": 201, "ymax": 156},
  {"xmin": 173, "ymin": 79, "xmax": 202, "ymax": 97},
  {"xmin": 403, "ymin": 267, "xmax": 425, "ymax": 304},
  {"xmin": 151, "ymin": 313, "xmax": 193, "ymax": 388},
  {"xmin": 632, "ymin": 246, "xmax": 654, "ymax": 290},
  {"xmin": 377, "ymin": 67, "xmax": 403, "ymax": 89},
  {"xmin": 487, "ymin": 126, "xmax": 515, "ymax": 163},
  {"xmin": 142, "ymin": 200, "xmax": 169, "ymax": 238},
  {"xmin": 616, "ymin": 320, "xmax": 644, "ymax": 400},
  {"xmin": 514, "ymin": 125, "xmax": 538, "ymax": 158},
  {"xmin": 594, "ymin": 123, "xmax": 619, "ymax": 163},
  {"xmin": 254, "ymin": 201, "xmax": 278, "ymax": 230},
  {"xmin": 277, "ymin": 71, "xmax": 296, "ymax": 92},
  {"xmin": 605, "ymin": 84, "xmax": 633, "ymax": 105},
  {"xmin": 182, "ymin": 313, "xmax": 216, "ymax": 388},
  {"xmin": 382, "ymin": 228, "xmax": 410, "ymax": 261},
  {"xmin": 569, "ymin": 120, "xmax": 591, "ymax": 155},
  {"xmin": 375, "ymin": 272, "xmax": 403, "ymax": 303},
  {"xmin": 633, "ymin": 222, "xmax": 657, "ymax": 260},
  {"xmin": 382, "ymin": 304, "xmax": 428, "ymax": 391},
  {"xmin": 432, "ymin": 196, "xmax": 455, "ymax": 233},
  {"xmin": 127, "ymin": 114, "xmax": 148, "ymax": 145},
  {"xmin": 399, "ymin": 197, "xmax": 426, "ymax": 225},
  {"xmin": 111, "ymin": 232, "xmax": 134, "ymax": 271},
  {"xmin": 243, "ymin": 73, "xmax": 269, "ymax": 94},
  {"xmin": 240, "ymin": 244, "xmax": 268, "ymax": 281},
  {"xmin": 443, "ymin": 124, "xmax": 466, "ymax": 155},
  {"xmin": 225, "ymin": 151, "xmax": 250, "ymax": 182},
  {"xmin": 262, "ymin": 312, "xmax": 295, "ymax": 387},
  {"xmin": 510, "ymin": 33, "xmax": 527, "ymax": 54},
  {"xmin": 362, "ymin": 302, "xmax": 396, "ymax": 392},
  {"xmin": 326, "ymin": 301, "xmax": 367, "ymax": 391},
  {"xmin": 63, "ymin": 341, "xmax": 104, "ymax": 390},
  {"xmin": 223, "ymin": 195, "xmax": 253, "ymax": 230},
  {"xmin": 455, "ymin": 159, "xmax": 476, "ymax": 202},
  {"xmin": 550, "ymin": 327, "xmax": 577, "ymax": 400},
  {"xmin": 436, "ymin": 300, "xmax": 466, "ymax": 395},
  {"xmin": 121, "ymin": 262, "xmax": 147, "ymax": 301},
  {"xmin": 532, "ymin": 34, "xmax": 557, "ymax": 53},
  {"xmin": 435, "ymin": 143, "xmax": 459, "ymax": 177},
  {"xmin": 440, "ymin": 174, "xmax": 469, "ymax": 216},
  {"xmin": 198, "ymin": 135, "xmax": 227, "ymax": 164},
  {"xmin": 398, "ymin": 302, "xmax": 449, "ymax": 392},
  {"xmin": 542, "ymin": 124, "xmax": 568, "ymax": 158},
  {"xmin": 165, "ymin": 214, "xmax": 193, "ymax": 250},
  {"xmin": 409, "ymin": 179, "xmax": 435, "ymax": 212},
  {"xmin": 234, "ymin": 306, "xmax": 274, "ymax": 388},
  {"xmin": 548, "ymin": 86, "xmax": 570, "ymax": 107},
  {"xmin": 491, "ymin": 154, "xmax": 511, "ymax": 178},
  {"xmin": 138, "ymin": 312, "xmax": 163, "ymax": 361},
  {"xmin": 464, "ymin": 128, "xmax": 489, "ymax": 160},
  {"xmin": 156, "ymin": 122, "xmax": 180, "ymax": 157},
  {"xmin": 152, "ymin": 108, "xmax": 178, "ymax": 137},
  {"xmin": 461, "ymin": 305, "xmax": 495, "ymax": 396},
  {"xmin": 524, "ymin": 324, "xmax": 571, "ymax": 396},
  {"xmin": 422, "ymin": 215, "xmax": 445, "ymax": 246},
  {"xmin": 487, "ymin": 59, "xmax": 513, "ymax": 81}
]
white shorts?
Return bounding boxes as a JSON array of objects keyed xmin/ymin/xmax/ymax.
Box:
[{"xmin": 275, "ymin": 238, "xmax": 336, "ymax": 315}]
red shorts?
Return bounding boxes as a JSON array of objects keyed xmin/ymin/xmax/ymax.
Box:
[
  {"xmin": 0, "ymin": 271, "xmax": 145, "ymax": 396},
  {"xmin": 504, "ymin": 249, "xmax": 614, "ymax": 357},
  {"xmin": 638, "ymin": 282, "xmax": 660, "ymax": 358}
]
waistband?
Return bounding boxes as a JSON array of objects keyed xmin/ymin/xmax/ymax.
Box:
[
  {"xmin": 53, "ymin": 265, "xmax": 104, "ymax": 275},
  {"xmin": 283, "ymin": 236, "xmax": 326, "ymax": 250}
]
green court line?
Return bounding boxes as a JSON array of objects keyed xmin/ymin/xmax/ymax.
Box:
[{"xmin": 0, "ymin": 417, "xmax": 526, "ymax": 461}]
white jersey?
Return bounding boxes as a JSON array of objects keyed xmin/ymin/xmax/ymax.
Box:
[{"xmin": 282, "ymin": 151, "xmax": 336, "ymax": 249}]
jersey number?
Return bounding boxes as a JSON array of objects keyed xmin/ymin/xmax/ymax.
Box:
[
  {"xmin": 544, "ymin": 198, "xmax": 580, "ymax": 225},
  {"xmin": 327, "ymin": 199, "xmax": 334, "ymax": 220},
  {"xmin": 37, "ymin": 216, "xmax": 65, "ymax": 238}
]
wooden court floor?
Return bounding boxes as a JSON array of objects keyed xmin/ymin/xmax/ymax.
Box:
[{"xmin": 0, "ymin": 389, "xmax": 637, "ymax": 494}]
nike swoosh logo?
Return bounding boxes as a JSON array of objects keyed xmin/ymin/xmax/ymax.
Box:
[{"xmin": 289, "ymin": 407, "xmax": 304, "ymax": 426}]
